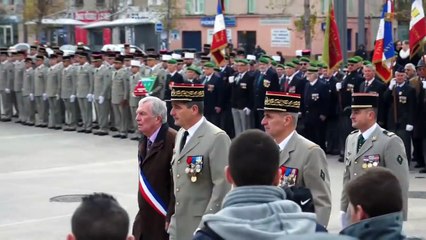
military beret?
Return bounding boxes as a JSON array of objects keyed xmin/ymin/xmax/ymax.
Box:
[
  {"xmin": 285, "ymin": 62, "xmax": 296, "ymax": 68},
  {"xmin": 348, "ymin": 58, "xmax": 360, "ymax": 64},
  {"xmin": 168, "ymin": 59, "xmax": 177, "ymax": 64},
  {"xmin": 353, "ymin": 56, "xmax": 363, "ymax": 62},
  {"xmin": 276, "ymin": 64, "xmax": 285, "ymax": 69},
  {"xmin": 307, "ymin": 66, "xmax": 319, "ymax": 73},
  {"xmin": 187, "ymin": 66, "xmax": 201, "ymax": 75},
  {"xmin": 363, "ymin": 60, "xmax": 372, "ymax": 65},
  {"xmin": 310, "ymin": 61, "xmax": 318, "ymax": 67},
  {"xmin": 300, "ymin": 57, "xmax": 311, "ymax": 63},
  {"xmin": 203, "ymin": 62, "xmax": 216, "ymax": 68},
  {"xmin": 236, "ymin": 59, "xmax": 250, "ymax": 65},
  {"xmin": 259, "ymin": 57, "xmax": 270, "ymax": 64},
  {"xmin": 291, "ymin": 58, "xmax": 300, "ymax": 65}
]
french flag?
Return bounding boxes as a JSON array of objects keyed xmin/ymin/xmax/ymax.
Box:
[
  {"xmin": 372, "ymin": 0, "xmax": 394, "ymax": 82},
  {"xmin": 409, "ymin": 0, "xmax": 426, "ymax": 58},
  {"xmin": 210, "ymin": 0, "xmax": 227, "ymax": 65}
]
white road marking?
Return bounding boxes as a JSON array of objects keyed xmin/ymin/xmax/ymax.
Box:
[
  {"xmin": 0, "ymin": 133, "xmax": 56, "ymax": 140},
  {"xmin": 0, "ymin": 214, "xmax": 72, "ymax": 228}
]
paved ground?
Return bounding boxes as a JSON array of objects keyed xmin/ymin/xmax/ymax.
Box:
[{"xmin": 0, "ymin": 121, "xmax": 425, "ymax": 239}]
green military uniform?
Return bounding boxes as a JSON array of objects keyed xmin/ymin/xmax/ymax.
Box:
[
  {"xmin": 93, "ymin": 62, "xmax": 112, "ymax": 134},
  {"xmin": 34, "ymin": 59, "xmax": 48, "ymax": 126},
  {"xmin": 22, "ymin": 60, "xmax": 35, "ymax": 125},
  {"xmin": 14, "ymin": 59, "xmax": 25, "ymax": 122},
  {"xmin": 341, "ymin": 93, "xmax": 409, "ymax": 221},
  {"xmin": 60, "ymin": 62, "xmax": 78, "ymax": 130},
  {"xmin": 76, "ymin": 61, "xmax": 94, "ymax": 132},
  {"xmin": 129, "ymin": 71, "xmax": 142, "ymax": 135},
  {"xmin": 0, "ymin": 59, "xmax": 14, "ymax": 120},
  {"xmin": 169, "ymin": 84, "xmax": 231, "ymax": 240},
  {"xmin": 145, "ymin": 62, "xmax": 167, "ymax": 100}
]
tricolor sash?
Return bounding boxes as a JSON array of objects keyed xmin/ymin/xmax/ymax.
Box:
[{"xmin": 138, "ymin": 168, "xmax": 167, "ymax": 217}]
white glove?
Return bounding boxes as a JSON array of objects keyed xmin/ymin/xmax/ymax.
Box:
[
  {"xmin": 243, "ymin": 107, "xmax": 251, "ymax": 115},
  {"xmin": 55, "ymin": 94, "xmax": 60, "ymax": 100},
  {"xmin": 146, "ymin": 92, "xmax": 152, "ymax": 97},
  {"xmin": 422, "ymin": 81, "xmax": 426, "ymax": 90},
  {"xmin": 29, "ymin": 93, "xmax": 34, "ymax": 101},
  {"xmin": 99, "ymin": 96, "xmax": 104, "ymax": 104},
  {"xmin": 228, "ymin": 76, "xmax": 235, "ymax": 83},
  {"xmin": 406, "ymin": 124, "xmax": 414, "ymax": 131},
  {"xmin": 42, "ymin": 93, "xmax": 48, "ymax": 101},
  {"xmin": 70, "ymin": 95, "xmax": 76, "ymax": 103},
  {"xmin": 336, "ymin": 82, "xmax": 342, "ymax": 91},
  {"xmin": 389, "ymin": 79, "xmax": 396, "ymax": 90},
  {"xmin": 86, "ymin": 93, "xmax": 93, "ymax": 102},
  {"xmin": 340, "ymin": 211, "xmax": 349, "ymax": 229},
  {"xmin": 5, "ymin": 88, "xmax": 10, "ymax": 93}
]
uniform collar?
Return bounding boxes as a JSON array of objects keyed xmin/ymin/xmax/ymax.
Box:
[
  {"xmin": 360, "ymin": 123, "xmax": 379, "ymax": 140},
  {"xmin": 277, "ymin": 131, "xmax": 295, "ymax": 152}
]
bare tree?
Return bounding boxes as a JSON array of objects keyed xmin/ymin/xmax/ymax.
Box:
[{"xmin": 303, "ymin": 0, "xmax": 311, "ymax": 49}]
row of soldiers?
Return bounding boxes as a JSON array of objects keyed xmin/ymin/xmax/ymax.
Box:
[{"xmin": 1, "ymin": 44, "xmax": 426, "ymax": 171}]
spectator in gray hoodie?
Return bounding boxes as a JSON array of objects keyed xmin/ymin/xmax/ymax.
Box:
[{"xmin": 193, "ymin": 129, "xmax": 355, "ymax": 240}]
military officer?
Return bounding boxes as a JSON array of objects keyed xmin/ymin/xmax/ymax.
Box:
[
  {"xmin": 46, "ymin": 54, "xmax": 62, "ymax": 129},
  {"xmin": 230, "ymin": 59, "xmax": 254, "ymax": 135},
  {"xmin": 384, "ymin": 67, "xmax": 416, "ymax": 164},
  {"xmin": 13, "ymin": 50, "xmax": 26, "ymax": 124},
  {"xmin": 260, "ymin": 91, "xmax": 332, "ymax": 227},
  {"xmin": 184, "ymin": 66, "xmax": 202, "ymax": 84},
  {"xmin": 218, "ymin": 57, "xmax": 236, "ymax": 139},
  {"xmin": 201, "ymin": 62, "xmax": 224, "ymax": 127},
  {"xmin": 34, "ymin": 55, "xmax": 48, "ymax": 127},
  {"xmin": 340, "ymin": 93, "xmax": 409, "ymax": 227},
  {"xmin": 415, "ymin": 58, "xmax": 426, "ymax": 173},
  {"xmin": 60, "ymin": 56, "xmax": 78, "ymax": 131},
  {"xmin": 253, "ymin": 56, "xmax": 280, "ymax": 129},
  {"xmin": 164, "ymin": 59, "xmax": 184, "ymax": 130},
  {"xmin": 143, "ymin": 54, "xmax": 167, "ymax": 100},
  {"xmin": 76, "ymin": 52, "xmax": 94, "ymax": 133},
  {"xmin": 168, "ymin": 84, "xmax": 231, "ymax": 240},
  {"xmin": 128, "ymin": 60, "xmax": 143, "ymax": 140},
  {"xmin": 0, "ymin": 50, "xmax": 14, "ymax": 121},
  {"xmin": 281, "ymin": 62, "xmax": 306, "ymax": 95},
  {"xmin": 92, "ymin": 54, "xmax": 112, "ymax": 136},
  {"xmin": 111, "ymin": 56, "xmax": 131, "ymax": 138},
  {"xmin": 22, "ymin": 57, "xmax": 35, "ymax": 126}
]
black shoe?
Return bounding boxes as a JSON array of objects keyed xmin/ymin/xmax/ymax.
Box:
[
  {"xmin": 112, "ymin": 134, "xmax": 121, "ymax": 138},
  {"xmin": 48, "ymin": 126, "xmax": 55, "ymax": 129},
  {"xmin": 120, "ymin": 135, "xmax": 128, "ymax": 139},
  {"xmin": 27, "ymin": 123, "xmax": 35, "ymax": 126},
  {"xmin": 0, "ymin": 118, "xmax": 11, "ymax": 122},
  {"xmin": 93, "ymin": 125, "xmax": 100, "ymax": 130},
  {"xmin": 419, "ymin": 168, "xmax": 426, "ymax": 174},
  {"xmin": 110, "ymin": 127, "xmax": 118, "ymax": 131},
  {"xmin": 85, "ymin": 130, "xmax": 92, "ymax": 134},
  {"xmin": 97, "ymin": 131, "xmax": 108, "ymax": 136},
  {"xmin": 40, "ymin": 124, "xmax": 47, "ymax": 128},
  {"xmin": 338, "ymin": 156, "xmax": 344, "ymax": 162},
  {"xmin": 414, "ymin": 164, "xmax": 426, "ymax": 169},
  {"xmin": 130, "ymin": 136, "xmax": 140, "ymax": 141},
  {"xmin": 77, "ymin": 129, "xmax": 86, "ymax": 133},
  {"xmin": 15, "ymin": 120, "xmax": 22, "ymax": 124},
  {"xmin": 54, "ymin": 126, "xmax": 62, "ymax": 130},
  {"xmin": 127, "ymin": 130, "xmax": 135, "ymax": 134}
]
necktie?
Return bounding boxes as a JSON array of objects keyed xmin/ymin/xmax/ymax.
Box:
[
  {"xmin": 284, "ymin": 77, "xmax": 289, "ymax": 92},
  {"xmin": 147, "ymin": 140, "xmax": 153, "ymax": 151},
  {"xmin": 257, "ymin": 73, "xmax": 264, "ymax": 87},
  {"xmin": 357, "ymin": 134, "xmax": 365, "ymax": 153},
  {"xmin": 180, "ymin": 131, "xmax": 189, "ymax": 152}
]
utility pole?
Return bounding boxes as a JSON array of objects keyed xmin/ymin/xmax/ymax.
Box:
[
  {"xmin": 335, "ymin": 0, "xmax": 348, "ymax": 64},
  {"xmin": 166, "ymin": 0, "xmax": 171, "ymax": 49},
  {"xmin": 358, "ymin": 0, "xmax": 365, "ymax": 48}
]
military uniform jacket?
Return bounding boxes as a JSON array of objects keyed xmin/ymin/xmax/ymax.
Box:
[
  {"xmin": 2, "ymin": 61, "xmax": 14, "ymax": 91},
  {"xmin": 46, "ymin": 63, "xmax": 61, "ymax": 97},
  {"xmin": 341, "ymin": 126, "xmax": 409, "ymax": 219},
  {"xmin": 384, "ymin": 83, "xmax": 416, "ymax": 130},
  {"xmin": 111, "ymin": 67, "xmax": 130, "ymax": 104},
  {"xmin": 409, "ymin": 76, "xmax": 425, "ymax": 138},
  {"xmin": 279, "ymin": 132, "xmax": 332, "ymax": 226},
  {"xmin": 60, "ymin": 65, "xmax": 77, "ymax": 99},
  {"xmin": 34, "ymin": 65, "xmax": 48, "ymax": 96},
  {"xmin": 169, "ymin": 119, "xmax": 231, "ymax": 240},
  {"xmin": 202, "ymin": 74, "xmax": 224, "ymax": 115},
  {"xmin": 323, "ymin": 76, "xmax": 339, "ymax": 118},
  {"xmin": 129, "ymin": 72, "xmax": 142, "ymax": 107},
  {"xmin": 76, "ymin": 62, "xmax": 94, "ymax": 98},
  {"xmin": 165, "ymin": 71, "xmax": 184, "ymax": 101},
  {"xmin": 93, "ymin": 64, "xmax": 112, "ymax": 100},
  {"xmin": 253, "ymin": 67, "xmax": 280, "ymax": 108},
  {"xmin": 14, "ymin": 60, "xmax": 25, "ymax": 92},
  {"xmin": 360, "ymin": 78, "xmax": 387, "ymax": 125},
  {"xmin": 230, "ymin": 71, "xmax": 254, "ymax": 110},
  {"xmin": 0, "ymin": 61, "xmax": 5, "ymax": 90},
  {"xmin": 22, "ymin": 68, "xmax": 35, "ymax": 96},
  {"xmin": 150, "ymin": 64, "xmax": 167, "ymax": 100},
  {"xmin": 302, "ymin": 80, "xmax": 330, "ymax": 124},
  {"xmin": 340, "ymin": 71, "xmax": 364, "ymax": 114}
]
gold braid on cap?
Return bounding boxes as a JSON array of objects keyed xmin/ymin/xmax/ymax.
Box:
[
  {"xmin": 265, "ymin": 97, "xmax": 300, "ymax": 109},
  {"xmin": 171, "ymin": 89, "xmax": 204, "ymax": 98}
]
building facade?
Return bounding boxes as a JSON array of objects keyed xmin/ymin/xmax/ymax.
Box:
[{"xmin": 170, "ymin": 0, "xmax": 384, "ymax": 56}]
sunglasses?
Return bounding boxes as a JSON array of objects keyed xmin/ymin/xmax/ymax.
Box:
[{"xmin": 300, "ymin": 63, "xmax": 308, "ymax": 66}]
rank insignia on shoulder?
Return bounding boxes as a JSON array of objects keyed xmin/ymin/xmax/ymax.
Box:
[
  {"xmin": 350, "ymin": 130, "xmax": 359, "ymax": 135},
  {"xmin": 397, "ymin": 155, "xmax": 404, "ymax": 165},
  {"xmin": 383, "ymin": 130, "xmax": 395, "ymax": 137}
]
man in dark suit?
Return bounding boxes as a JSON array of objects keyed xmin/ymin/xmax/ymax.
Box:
[
  {"xmin": 184, "ymin": 66, "xmax": 202, "ymax": 84},
  {"xmin": 302, "ymin": 67, "xmax": 330, "ymax": 151},
  {"xmin": 202, "ymin": 62, "xmax": 224, "ymax": 127},
  {"xmin": 359, "ymin": 64, "xmax": 387, "ymax": 126},
  {"xmin": 322, "ymin": 70, "xmax": 340, "ymax": 155},
  {"xmin": 165, "ymin": 59, "xmax": 184, "ymax": 130},
  {"xmin": 231, "ymin": 59, "xmax": 254, "ymax": 135},
  {"xmin": 218, "ymin": 59, "xmax": 236, "ymax": 138},
  {"xmin": 253, "ymin": 56, "xmax": 280, "ymax": 129},
  {"xmin": 384, "ymin": 67, "xmax": 416, "ymax": 164},
  {"xmin": 132, "ymin": 96, "xmax": 176, "ymax": 240}
]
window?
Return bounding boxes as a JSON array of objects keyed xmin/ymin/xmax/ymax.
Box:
[
  {"xmin": 185, "ymin": 0, "xmax": 205, "ymax": 15},
  {"xmin": 96, "ymin": 0, "xmax": 105, "ymax": 7},
  {"xmin": 224, "ymin": 0, "xmax": 230, "ymax": 11},
  {"xmin": 347, "ymin": 29, "xmax": 352, "ymax": 51},
  {"xmin": 75, "ymin": 0, "xmax": 84, "ymax": 7},
  {"xmin": 248, "ymin": 0, "xmax": 255, "ymax": 14}
]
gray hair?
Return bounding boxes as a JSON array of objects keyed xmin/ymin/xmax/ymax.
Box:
[
  {"xmin": 363, "ymin": 64, "xmax": 376, "ymax": 71},
  {"xmin": 139, "ymin": 96, "xmax": 167, "ymax": 124},
  {"xmin": 279, "ymin": 112, "xmax": 299, "ymax": 128},
  {"xmin": 405, "ymin": 63, "xmax": 416, "ymax": 70}
]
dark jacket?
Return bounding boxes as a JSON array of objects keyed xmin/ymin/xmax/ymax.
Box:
[
  {"xmin": 303, "ymin": 80, "xmax": 330, "ymax": 124},
  {"xmin": 132, "ymin": 124, "xmax": 177, "ymax": 240},
  {"xmin": 322, "ymin": 76, "xmax": 339, "ymax": 118},
  {"xmin": 340, "ymin": 71, "xmax": 364, "ymax": 114},
  {"xmin": 231, "ymin": 71, "xmax": 254, "ymax": 110},
  {"xmin": 253, "ymin": 67, "xmax": 280, "ymax": 108},
  {"xmin": 220, "ymin": 65, "xmax": 235, "ymax": 110},
  {"xmin": 359, "ymin": 78, "xmax": 387, "ymax": 125},
  {"xmin": 165, "ymin": 72, "xmax": 184, "ymax": 100},
  {"xmin": 203, "ymin": 73, "xmax": 224, "ymax": 115},
  {"xmin": 384, "ymin": 82, "xmax": 416, "ymax": 130}
]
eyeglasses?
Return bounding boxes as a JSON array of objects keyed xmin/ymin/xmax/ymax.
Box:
[{"xmin": 300, "ymin": 63, "xmax": 308, "ymax": 66}]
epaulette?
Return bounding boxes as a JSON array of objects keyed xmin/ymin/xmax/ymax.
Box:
[
  {"xmin": 383, "ymin": 130, "xmax": 395, "ymax": 137},
  {"xmin": 350, "ymin": 130, "xmax": 359, "ymax": 135}
]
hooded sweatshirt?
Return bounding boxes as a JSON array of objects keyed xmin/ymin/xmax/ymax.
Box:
[
  {"xmin": 340, "ymin": 212, "xmax": 405, "ymax": 240},
  {"xmin": 198, "ymin": 186, "xmax": 354, "ymax": 240}
]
